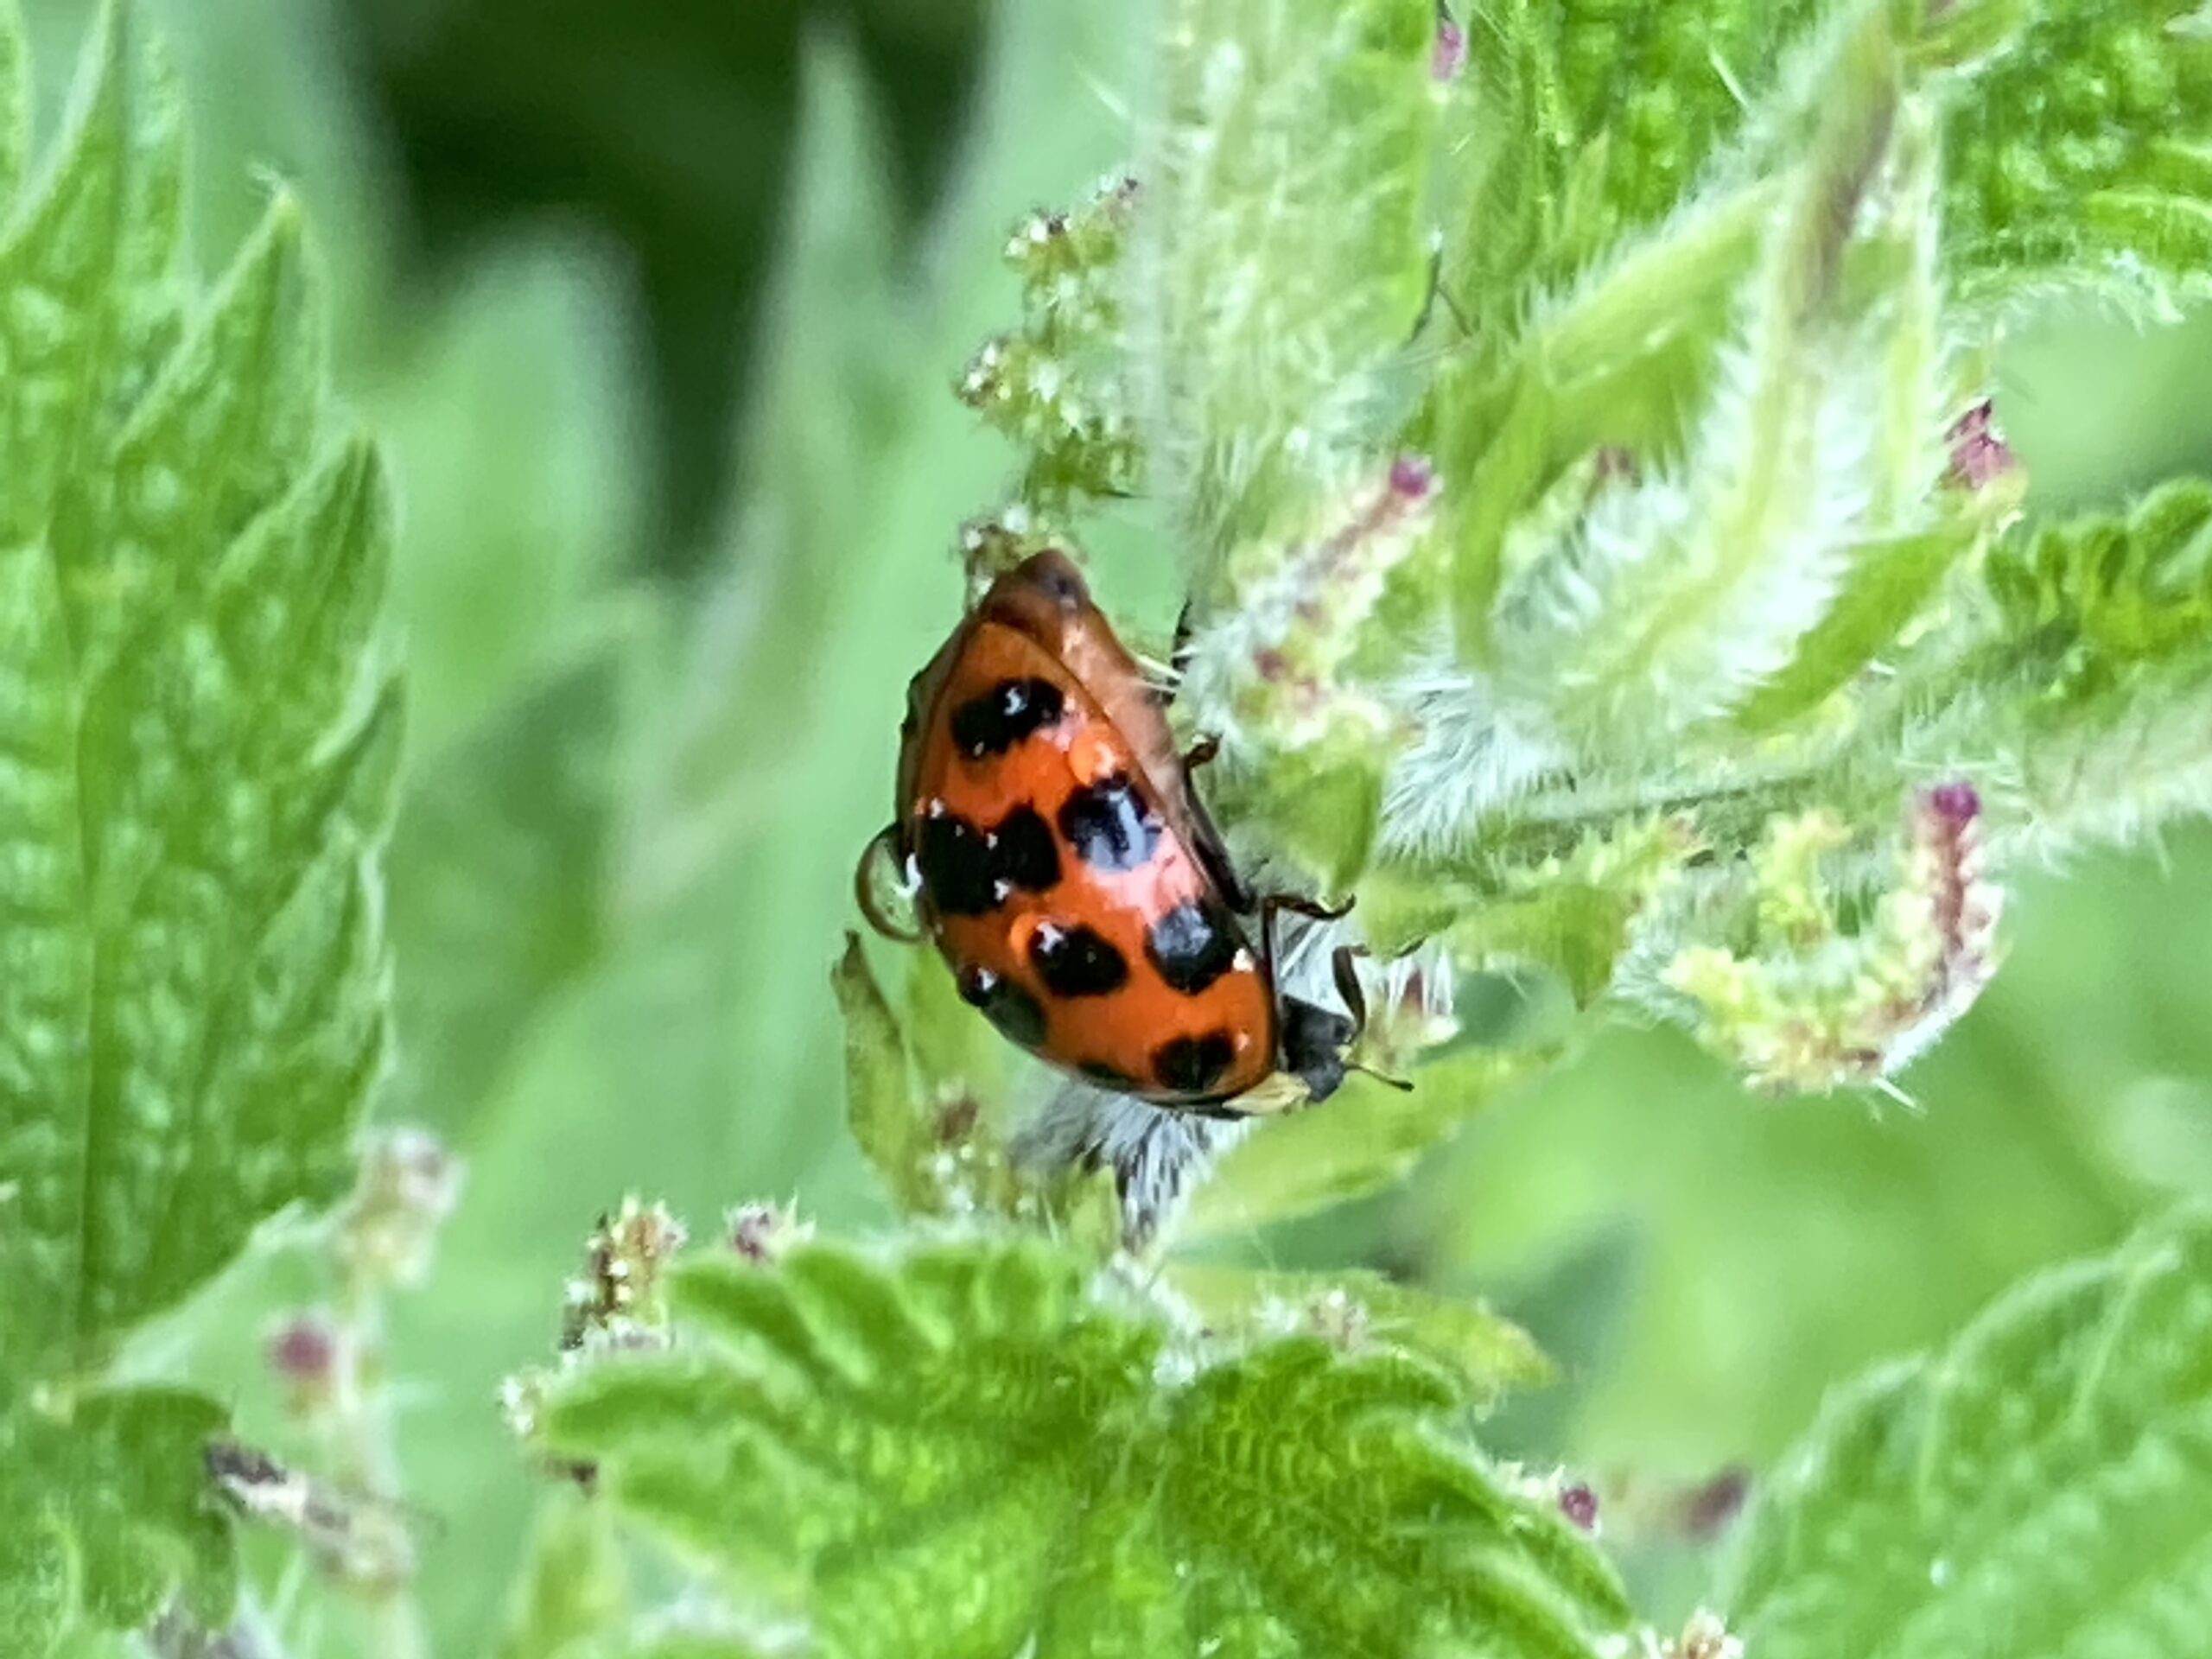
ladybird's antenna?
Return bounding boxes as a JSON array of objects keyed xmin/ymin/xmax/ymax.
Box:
[{"xmin": 1348, "ymin": 1059, "xmax": 1416, "ymax": 1094}]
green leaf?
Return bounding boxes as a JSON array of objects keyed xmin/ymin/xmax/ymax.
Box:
[
  {"xmin": 1166, "ymin": 1262, "xmax": 1554, "ymax": 1404},
  {"xmin": 0, "ymin": 1384, "xmax": 236, "ymax": 1656},
  {"xmin": 1449, "ymin": 0, "xmax": 1820, "ymax": 263},
  {"xmin": 1984, "ymin": 478, "xmax": 2212, "ymax": 679},
  {"xmin": 0, "ymin": 3, "xmax": 395, "ymax": 1359},
  {"xmin": 1186, "ymin": 1048, "xmax": 1558, "ymax": 1237},
  {"xmin": 370, "ymin": 241, "xmax": 645, "ymax": 760},
  {"xmin": 615, "ymin": 1633, "xmax": 789, "ymax": 1659},
  {"xmin": 390, "ymin": 619, "xmax": 639, "ymax": 1137},
  {"xmin": 1139, "ymin": 0, "xmax": 1438, "ymax": 562},
  {"xmin": 535, "ymin": 1235, "xmax": 1635, "ymax": 1659},
  {"xmin": 833, "ymin": 933, "xmax": 941, "ymax": 1216},
  {"xmin": 1451, "ymin": 0, "xmax": 2212, "ymax": 322},
  {"xmin": 493, "ymin": 1490, "xmax": 630, "ymax": 1659},
  {"xmin": 1944, "ymin": 0, "xmax": 2212, "ymax": 315},
  {"xmin": 1724, "ymin": 1205, "xmax": 2212, "ymax": 1659},
  {"xmin": 1732, "ymin": 523, "xmax": 1977, "ymax": 733},
  {"xmin": 1955, "ymin": 478, "xmax": 2212, "ymax": 855}
]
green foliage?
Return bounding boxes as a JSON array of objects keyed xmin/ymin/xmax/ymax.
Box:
[
  {"xmin": 1442, "ymin": 0, "xmax": 2212, "ymax": 325},
  {"xmin": 0, "ymin": 2, "xmax": 395, "ymax": 1647},
  {"xmin": 0, "ymin": 0, "xmax": 393, "ymax": 1360},
  {"xmin": 1140, "ymin": 0, "xmax": 1439, "ymax": 563},
  {"xmin": 491, "ymin": 0, "xmax": 2212, "ymax": 1645},
  {"xmin": 1943, "ymin": 0, "xmax": 2212, "ymax": 314},
  {"xmin": 390, "ymin": 621, "xmax": 639, "ymax": 1135},
  {"xmin": 386, "ymin": 11, "xmax": 1138, "ymax": 1649},
  {"xmin": 1165, "ymin": 1261, "xmax": 1554, "ymax": 1403},
  {"xmin": 493, "ymin": 1491, "xmax": 630, "ymax": 1659},
  {"xmin": 532, "ymin": 1232, "xmax": 1636, "ymax": 1659},
  {"xmin": 1725, "ymin": 1205, "xmax": 2212, "ymax": 1659},
  {"xmin": 0, "ymin": 1388, "xmax": 235, "ymax": 1653},
  {"xmin": 1970, "ymin": 479, "xmax": 2212, "ymax": 854}
]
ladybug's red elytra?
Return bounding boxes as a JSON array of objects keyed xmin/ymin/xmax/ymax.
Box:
[{"xmin": 856, "ymin": 549, "xmax": 1403, "ymax": 1113}]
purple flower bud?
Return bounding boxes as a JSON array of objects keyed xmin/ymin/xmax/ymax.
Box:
[
  {"xmin": 1389, "ymin": 453, "xmax": 1438, "ymax": 502},
  {"xmin": 1944, "ymin": 400, "xmax": 2018, "ymax": 491},
  {"xmin": 1924, "ymin": 779, "xmax": 1980, "ymax": 826},
  {"xmin": 728, "ymin": 1199, "xmax": 810, "ymax": 1264},
  {"xmin": 1559, "ymin": 1481, "xmax": 1599, "ymax": 1530},
  {"xmin": 267, "ymin": 1312, "xmax": 339, "ymax": 1386},
  {"xmin": 1433, "ymin": 16, "xmax": 1468, "ymax": 82}
]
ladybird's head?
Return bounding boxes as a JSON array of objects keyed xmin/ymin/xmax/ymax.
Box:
[{"xmin": 1280, "ymin": 996, "xmax": 1357, "ymax": 1103}]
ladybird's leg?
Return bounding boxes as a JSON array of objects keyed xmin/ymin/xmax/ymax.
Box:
[
  {"xmin": 1330, "ymin": 942, "xmax": 1416, "ymax": 1093},
  {"xmin": 1253, "ymin": 891, "xmax": 1352, "ymax": 977},
  {"xmin": 1168, "ymin": 598, "xmax": 1197, "ymax": 687},
  {"xmin": 854, "ymin": 823, "xmax": 925, "ymax": 944},
  {"xmin": 1331, "ymin": 944, "xmax": 1369, "ymax": 1036},
  {"xmin": 1264, "ymin": 892, "xmax": 1356, "ymax": 926},
  {"xmin": 1188, "ymin": 800, "xmax": 1255, "ymax": 913},
  {"xmin": 1181, "ymin": 733, "xmax": 1221, "ymax": 772}
]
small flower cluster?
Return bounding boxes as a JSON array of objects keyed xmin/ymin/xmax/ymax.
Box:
[
  {"xmin": 1661, "ymin": 782, "xmax": 2004, "ymax": 1094},
  {"xmin": 958, "ymin": 174, "xmax": 1143, "ymax": 505},
  {"xmin": 501, "ymin": 1195, "xmax": 691, "ymax": 1444},
  {"xmin": 1184, "ymin": 455, "xmax": 1440, "ymax": 756}
]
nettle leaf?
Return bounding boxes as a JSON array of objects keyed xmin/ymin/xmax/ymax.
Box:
[
  {"xmin": 391, "ymin": 618, "xmax": 639, "ymax": 1136},
  {"xmin": 1452, "ymin": 0, "xmax": 2212, "ymax": 321},
  {"xmin": 536, "ymin": 1235, "xmax": 1635, "ymax": 1659},
  {"xmin": 1449, "ymin": 0, "xmax": 1819, "ymax": 280},
  {"xmin": 832, "ymin": 934, "xmax": 948, "ymax": 1217},
  {"xmin": 1165, "ymin": 1262, "xmax": 1554, "ymax": 1404},
  {"xmin": 0, "ymin": 1386, "xmax": 235, "ymax": 1656},
  {"xmin": 1929, "ymin": 478, "xmax": 2212, "ymax": 857},
  {"xmin": 493, "ymin": 1490, "xmax": 630, "ymax": 1659},
  {"xmin": 1944, "ymin": 0, "xmax": 2212, "ymax": 315},
  {"xmin": 0, "ymin": 1, "xmax": 394, "ymax": 1362},
  {"xmin": 1190, "ymin": 1048, "xmax": 1558, "ymax": 1237},
  {"xmin": 1139, "ymin": 0, "xmax": 1437, "ymax": 563},
  {"xmin": 1724, "ymin": 1205, "xmax": 2212, "ymax": 1659}
]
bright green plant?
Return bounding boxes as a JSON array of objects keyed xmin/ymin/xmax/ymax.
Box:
[
  {"xmin": 12, "ymin": 0, "xmax": 2212, "ymax": 1656},
  {"xmin": 0, "ymin": 1, "xmax": 398, "ymax": 1648}
]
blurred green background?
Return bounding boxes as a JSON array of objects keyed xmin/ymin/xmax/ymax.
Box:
[{"xmin": 60, "ymin": 0, "xmax": 2212, "ymax": 1649}]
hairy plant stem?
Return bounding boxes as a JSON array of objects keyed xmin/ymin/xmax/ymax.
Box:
[{"xmin": 327, "ymin": 1262, "xmax": 428, "ymax": 1659}]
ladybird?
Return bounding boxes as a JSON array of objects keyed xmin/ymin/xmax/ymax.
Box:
[{"xmin": 856, "ymin": 549, "xmax": 1403, "ymax": 1112}]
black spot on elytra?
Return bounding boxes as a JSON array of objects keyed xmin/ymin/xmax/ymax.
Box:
[
  {"xmin": 915, "ymin": 804, "xmax": 1062, "ymax": 918},
  {"xmin": 990, "ymin": 805, "xmax": 1060, "ymax": 894},
  {"xmin": 915, "ymin": 812, "xmax": 996, "ymax": 917},
  {"xmin": 1058, "ymin": 774, "xmax": 1161, "ymax": 872},
  {"xmin": 1153, "ymin": 1030, "xmax": 1237, "ymax": 1095},
  {"xmin": 951, "ymin": 677, "xmax": 1065, "ymax": 760},
  {"xmin": 1145, "ymin": 899, "xmax": 1243, "ymax": 995},
  {"xmin": 957, "ymin": 964, "xmax": 1048, "ymax": 1048},
  {"xmin": 1029, "ymin": 921, "xmax": 1128, "ymax": 997}
]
